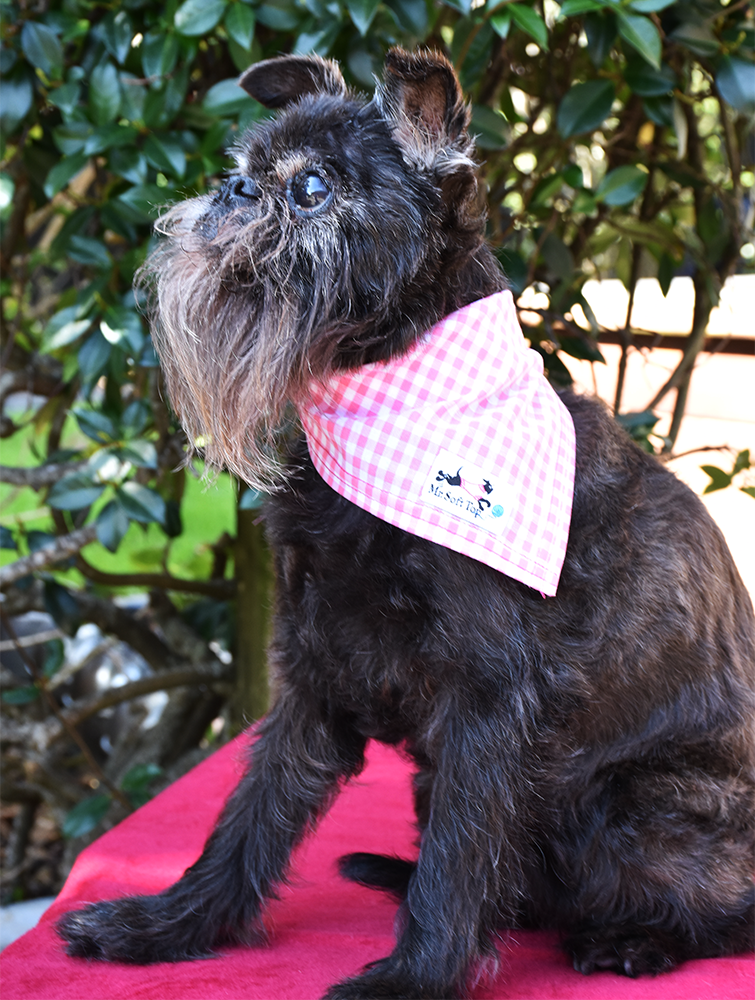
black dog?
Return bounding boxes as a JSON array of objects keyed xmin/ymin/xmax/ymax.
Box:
[{"xmin": 59, "ymin": 49, "xmax": 754, "ymax": 999}]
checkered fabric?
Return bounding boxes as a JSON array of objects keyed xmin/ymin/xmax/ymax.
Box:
[{"xmin": 300, "ymin": 290, "xmax": 576, "ymax": 596}]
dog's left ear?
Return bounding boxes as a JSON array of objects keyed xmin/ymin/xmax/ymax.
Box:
[
  {"xmin": 380, "ymin": 48, "xmax": 470, "ymax": 152},
  {"xmin": 239, "ymin": 55, "xmax": 347, "ymax": 109}
]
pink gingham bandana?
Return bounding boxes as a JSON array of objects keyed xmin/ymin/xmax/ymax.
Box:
[{"xmin": 300, "ymin": 290, "xmax": 576, "ymax": 596}]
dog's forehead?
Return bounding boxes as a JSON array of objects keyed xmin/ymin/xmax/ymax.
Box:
[{"xmin": 234, "ymin": 94, "xmax": 399, "ymax": 178}]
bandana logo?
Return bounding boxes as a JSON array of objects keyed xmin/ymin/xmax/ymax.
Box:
[{"xmin": 421, "ymin": 450, "xmax": 515, "ymax": 535}]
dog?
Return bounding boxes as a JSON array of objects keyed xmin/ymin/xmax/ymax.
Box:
[{"xmin": 58, "ymin": 49, "xmax": 754, "ymax": 999}]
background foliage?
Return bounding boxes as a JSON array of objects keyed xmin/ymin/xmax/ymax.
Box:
[{"xmin": 1, "ymin": 0, "xmax": 753, "ymax": 901}]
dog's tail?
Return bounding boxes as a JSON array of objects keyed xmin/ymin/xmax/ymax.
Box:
[{"xmin": 338, "ymin": 853, "xmax": 416, "ymax": 901}]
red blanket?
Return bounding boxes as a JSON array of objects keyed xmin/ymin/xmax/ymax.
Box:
[{"xmin": 1, "ymin": 735, "xmax": 752, "ymax": 999}]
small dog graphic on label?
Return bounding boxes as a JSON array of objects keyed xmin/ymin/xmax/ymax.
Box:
[{"xmin": 59, "ymin": 49, "xmax": 754, "ymax": 1000}]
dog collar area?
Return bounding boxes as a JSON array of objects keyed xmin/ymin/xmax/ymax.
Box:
[{"xmin": 299, "ymin": 290, "xmax": 576, "ymax": 597}]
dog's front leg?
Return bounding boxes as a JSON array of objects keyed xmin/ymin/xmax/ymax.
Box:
[
  {"xmin": 58, "ymin": 692, "xmax": 366, "ymax": 964},
  {"xmin": 326, "ymin": 711, "xmax": 527, "ymax": 1000}
]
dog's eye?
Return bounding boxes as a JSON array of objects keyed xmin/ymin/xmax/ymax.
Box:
[{"xmin": 288, "ymin": 171, "xmax": 333, "ymax": 214}]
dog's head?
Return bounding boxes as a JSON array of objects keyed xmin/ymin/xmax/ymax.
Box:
[{"xmin": 142, "ymin": 49, "xmax": 500, "ymax": 488}]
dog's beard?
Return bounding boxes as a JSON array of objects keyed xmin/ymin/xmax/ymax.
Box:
[{"xmin": 139, "ymin": 196, "xmax": 337, "ymax": 491}]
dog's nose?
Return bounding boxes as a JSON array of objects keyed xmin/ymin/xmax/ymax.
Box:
[{"xmin": 218, "ymin": 175, "xmax": 262, "ymax": 206}]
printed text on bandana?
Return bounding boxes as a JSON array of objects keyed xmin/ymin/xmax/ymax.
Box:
[{"xmin": 421, "ymin": 450, "xmax": 515, "ymax": 535}]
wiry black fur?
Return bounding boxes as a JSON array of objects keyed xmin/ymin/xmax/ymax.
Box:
[{"xmin": 58, "ymin": 49, "xmax": 755, "ymax": 1000}]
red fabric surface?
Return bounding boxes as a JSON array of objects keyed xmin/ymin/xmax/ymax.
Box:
[{"xmin": 1, "ymin": 735, "xmax": 752, "ymax": 1000}]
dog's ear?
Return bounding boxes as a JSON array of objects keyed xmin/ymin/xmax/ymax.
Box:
[
  {"xmin": 239, "ymin": 55, "xmax": 347, "ymax": 109},
  {"xmin": 381, "ymin": 48, "xmax": 470, "ymax": 150}
]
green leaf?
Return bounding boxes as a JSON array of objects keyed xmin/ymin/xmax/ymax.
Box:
[
  {"xmin": 557, "ymin": 79, "xmax": 615, "ymax": 138},
  {"xmin": 643, "ymin": 95, "xmax": 674, "ymax": 127},
  {"xmin": 62, "ymin": 795, "xmax": 112, "ymax": 839},
  {"xmin": 384, "ymin": 0, "xmax": 428, "ymax": 35},
  {"xmin": 2, "ymin": 686, "xmax": 40, "ymax": 705},
  {"xmin": 509, "ymin": 4, "xmax": 548, "ymax": 50},
  {"xmin": 72, "ymin": 407, "xmax": 118, "ymax": 443},
  {"xmin": 43, "ymin": 153, "xmax": 89, "ymax": 200},
  {"xmin": 101, "ymin": 10, "xmax": 133, "ymax": 65},
  {"xmin": 43, "ymin": 580, "xmax": 82, "ymax": 635},
  {"xmin": 617, "ymin": 12, "xmax": 661, "ymax": 70},
  {"xmin": 0, "ymin": 526, "xmax": 17, "ymax": 550},
  {"xmin": 120, "ymin": 400, "xmax": 150, "ymax": 438},
  {"xmin": 48, "ymin": 471, "xmax": 106, "ymax": 509},
  {"xmin": 121, "ymin": 763, "xmax": 162, "ymax": 807},
  {"xmin": 96, "ymin": 500, "xmax": 131, "ymax": 553},
  {"xmin": 669, "ymin": 22, "xmax": 718, "ymax": 59},
  {"xmin": 27, "ymin": 531, "xmax": 56, "ymax": 553},
  {"xmin": 732, "ymin": 450, "xmax": 751, "ymax": 477},
  {"xmin": 21, "ymin": 22, "xmax": 64, "ymax": 79},
  {"xmin": 559, "ymin": 0, "xmax": 604, "ymax": 16},
  {"xmin": 44, "ymin": 307, "xmax": 91, "ymax": 350},
  {"xmin": 43, "ymin": 639, "xmax": 65, "ymax": 679},
  {"xmin": 225, "ymin": 3, "xmax": 256, "ymax": 48},
  {"xmin": 101, "ymin": 306, "xmax": 145, "ymax": 354},
  {"xmin": 203, "ymin": 79, "xmax": 256, "ymax": 117},
  {"xmin": 557, "ymin": 333, "xmax": 605, "ymax": 363},
  {"xmin": 347, "ymin": 0, "xmax": 380, "ymax": 35},
  {"xmin": 657, "ymin": 252, "xmax": 674, "ymax": 296},
  {"xmin": 141, "ymin": 32, "xmax": 179, "ymax": 81},
  {"xmin": 0, "ymin": 74, "xmax": 34, "ymax": 132},
  {"xmin": 117, "ymin": 482, "xmax": 166, "ymax": 525},
  {"xmin": 701, "ymin": 465, "xmax": 733, "ymax": 494},
  {"xmin": 89, "ymin": 61, "xmax": 122, "ymax": 125},
  {"xmin": 629, "ymin": 0, "xmax": 676, "ymax": 10},
  {"xmin": 117, "ymin": 184, "xmax": 172, "ymax": 222},
  {"xmin": 717, "ymin": 57, "xmax": 755, "ymax": 117},
  {"xmin": 740, "ymin": 487, "xmax": 755, "ymax": 500},
  {"xmin": 470, "ymin": 105, "xmax": 508, "ymax": 150},
  {"xmin": 596, "ymin": 165, "xmax": 648, "ymax": 205},
  {"xmin": 48, "ymin": 81, "xmax": 81, "ymax": 118},
  {"xmin": 119, "ymin": 440, "xmax": 158, "ymax": 468},
  {"xmin": 68, "ymin": 236, "xmax": 112, "ymax": 270},
  {"xmin": 175, "ymin": 0, "xmax": 228, "ymax": 35},
  {"xmin": 584, "ymin": 10, "xmax": 617, "ymax": 68},
  {"xmin": 490, "ymin": 10, "xmax": 511, "ymax": 39},
  {"xmin": 443, "ymin": 0, "xmax": 473, "ymax": 13},
  {"xmin": 624, "ymin": 59, "xmax": 675, "ymax": 97},
  {"xmin": 143, "ymin": 135, "xmax": 187, "ymax": 179},
  {"xmin": 78, "ymin": 330, "xmax": 112, "ymax": 384}
]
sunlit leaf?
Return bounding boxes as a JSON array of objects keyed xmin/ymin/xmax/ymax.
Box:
[
  {"xmin": 617, "ymin": 11, "xmax": 661, "ymax": 70},
  {"xmin": 21, "ymin": 22, "xmax": 64, "ymax": 79},
  {"xmin": 701, "ymin": 465, "xmax": 733, "ymax": 494},
  {"xmin": 509, "ymin": 4, "xmax": 548, "ymax": 50},
  {"xmin": 175, "ymin": 0, "xmax": 228, "ymax": 35},
  {"xmin": 48, "ymin": 471, "xmax": 107, "ymax": 508},
  {"xmin": 717, "ymin": 57, "xmax": 755, "ymax": 116},
  {"xmin": 225, "ymin": 3, "xmax": 256, "ymax": 48},
  {"xmin": 596, "ymin": 165, "xmax": 648, "ymax": 205}
]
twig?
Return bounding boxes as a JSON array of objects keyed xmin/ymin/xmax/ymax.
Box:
[
  {"xmin": 64, "ymin": 664, "xmax": 233, "ymax": 728},
  {"xmin": 0, "ymin": 525, "xmax": 98, "ymax": 587},
  {"xmin": 75, "ymin": 555, "xmax": 236, "ymax": 599},
  {"xmin": 0, "ymin": 462, "xmax": 87, "ymax": 488},
  {"xmin": 0, "ymin": 612, "xmax": 133, "ymax": 812}
]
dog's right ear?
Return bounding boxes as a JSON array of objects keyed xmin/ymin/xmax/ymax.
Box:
[{"xmin": 239, "ymin": 55, "xmax": 348, "ymax": 109}]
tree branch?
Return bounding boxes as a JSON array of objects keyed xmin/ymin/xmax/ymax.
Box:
[
  {"xmin": 75, "ymin": 555, "xmax": 236, "ymax": 599},
  {"xmin": 64, "ymin": 663, "xmax": 233, "ymax": 729},
  {"xmin": 0, "ymin": 525, "xmax": 98, "ymax": 587},
  {"xmin": 0, "ymin": 461, "xmax": 87, "ymax": 488}
]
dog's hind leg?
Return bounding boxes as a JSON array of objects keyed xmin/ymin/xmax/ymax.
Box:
[
  {"xmin": 58, "ymin": 691, "xmax": 366, "ymax": 964},
  {"xmin": 561, "ymin": 762, "xmax": 755, "ymax": 977}
]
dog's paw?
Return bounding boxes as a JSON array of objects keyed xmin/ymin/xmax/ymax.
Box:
[
  {"xmin": 58, "ymin": 897, "xmax": 216, "ymax": 964},
  {"xmin": 321, "ymin": 960, "xmax": 458, "ymax": 999},
  {"xmin": 565, "ymin": 926, "xmax": 680, "ymax": 978}
]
